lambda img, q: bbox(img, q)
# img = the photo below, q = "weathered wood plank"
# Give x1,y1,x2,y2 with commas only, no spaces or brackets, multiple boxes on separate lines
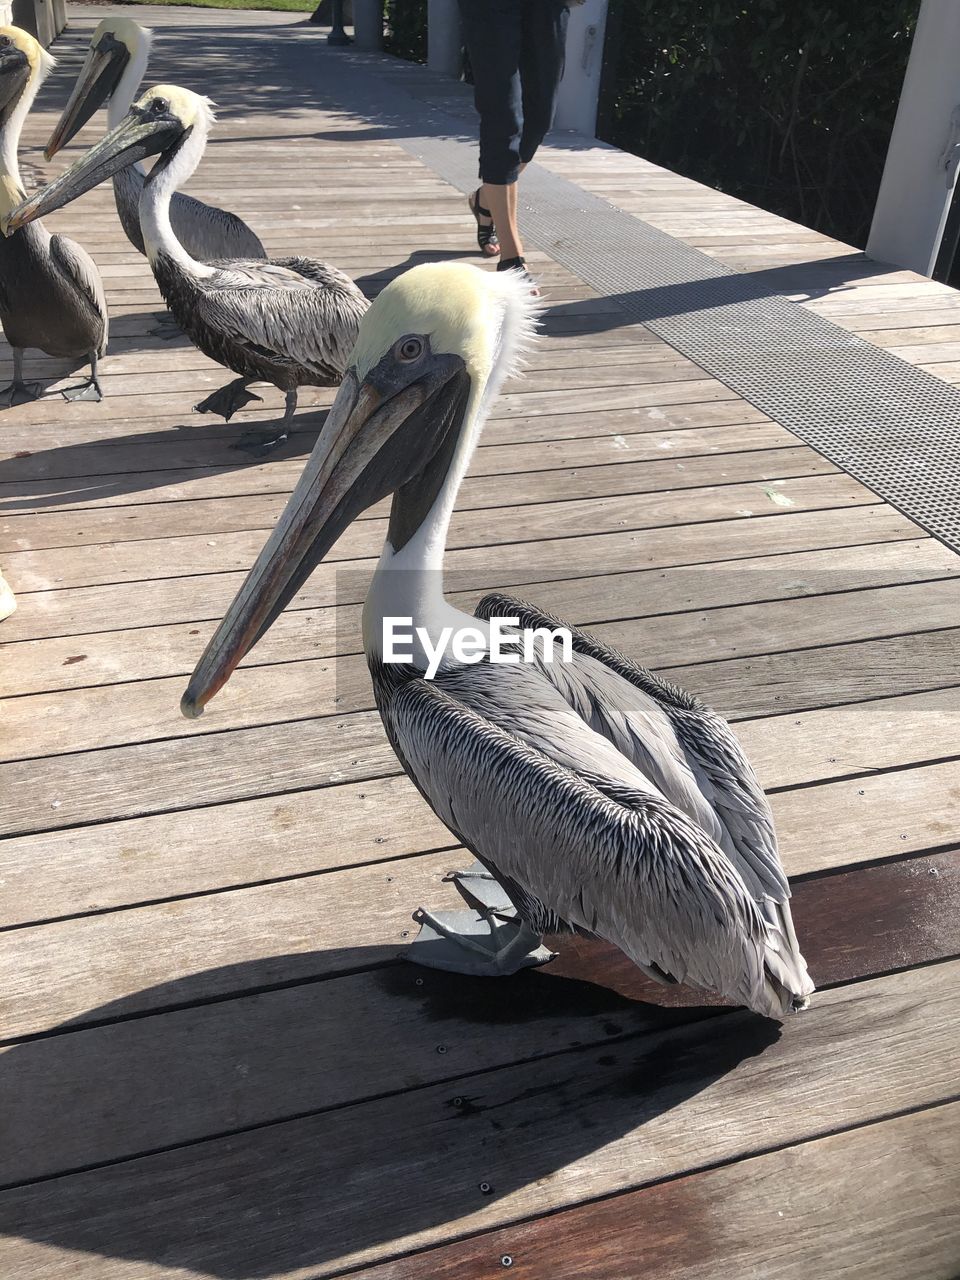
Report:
0,505,921,643
2,850,958,1183
3,711,959,926
351,1104,960,1280
4,626,960,834
7,622,960,834
6,539,952,696
0,446,832,547
0,375,738,428
0,425,800,539
0,964,954,1276
7,585,960,764
0,404,775,492
1,474,876,592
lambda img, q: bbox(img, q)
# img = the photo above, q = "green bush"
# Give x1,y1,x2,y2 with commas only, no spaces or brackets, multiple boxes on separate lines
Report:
385,0,428,62
599,0,920,248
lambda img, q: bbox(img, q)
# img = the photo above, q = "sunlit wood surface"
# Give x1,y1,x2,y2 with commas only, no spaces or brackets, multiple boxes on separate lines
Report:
1,8,958,1278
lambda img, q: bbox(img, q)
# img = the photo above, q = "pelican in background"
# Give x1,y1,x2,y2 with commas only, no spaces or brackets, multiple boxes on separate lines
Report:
8,86,368,452
178,263,815,1020
0,566,14,619
46,17,265,263
0,27,107,404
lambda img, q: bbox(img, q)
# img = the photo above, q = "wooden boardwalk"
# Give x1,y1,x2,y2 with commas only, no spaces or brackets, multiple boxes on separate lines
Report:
1,8,959,1277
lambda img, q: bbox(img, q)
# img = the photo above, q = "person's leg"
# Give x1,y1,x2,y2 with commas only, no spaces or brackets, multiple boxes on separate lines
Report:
482,182,523,262
518,0,569,168
458,0,524,258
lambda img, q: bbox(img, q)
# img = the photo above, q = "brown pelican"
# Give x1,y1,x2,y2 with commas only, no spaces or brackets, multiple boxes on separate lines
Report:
45,17,265,262
175,263,814,1020
8,86,368,452
0,27,107,404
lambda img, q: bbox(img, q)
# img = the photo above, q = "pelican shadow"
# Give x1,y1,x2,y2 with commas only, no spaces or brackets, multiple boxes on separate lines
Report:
0,944,780,1277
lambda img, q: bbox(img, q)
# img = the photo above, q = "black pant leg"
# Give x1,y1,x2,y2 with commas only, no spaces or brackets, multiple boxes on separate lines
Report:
518,0,569,165
458,0,525,185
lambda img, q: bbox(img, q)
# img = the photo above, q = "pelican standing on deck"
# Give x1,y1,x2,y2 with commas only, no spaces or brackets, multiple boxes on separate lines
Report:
0,28,107,405
8,86,368,452
177,263,815,1020
46,18,265,262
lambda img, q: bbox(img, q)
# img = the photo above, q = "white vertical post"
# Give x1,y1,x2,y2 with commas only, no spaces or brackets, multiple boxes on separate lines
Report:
553,0,609,136
352,0,383,51
428,0,461,78
867,0,960,276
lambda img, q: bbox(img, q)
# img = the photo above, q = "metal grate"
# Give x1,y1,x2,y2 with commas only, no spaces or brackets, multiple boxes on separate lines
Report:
320,48,960,554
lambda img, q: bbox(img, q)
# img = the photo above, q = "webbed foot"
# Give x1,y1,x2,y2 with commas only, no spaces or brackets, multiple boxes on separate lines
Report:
0,380,43,407
231,429,288,457
194,380,262,422
407,907,556,976
61,377,103,402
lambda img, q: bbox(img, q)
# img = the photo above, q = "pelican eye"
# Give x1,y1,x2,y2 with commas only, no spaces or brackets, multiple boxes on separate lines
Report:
0,36,11,48
150,97,169,116
396,336,424,363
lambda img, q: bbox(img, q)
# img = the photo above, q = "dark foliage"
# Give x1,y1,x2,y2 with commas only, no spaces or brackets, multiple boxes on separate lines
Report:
385,0,428,62
598,0,920,249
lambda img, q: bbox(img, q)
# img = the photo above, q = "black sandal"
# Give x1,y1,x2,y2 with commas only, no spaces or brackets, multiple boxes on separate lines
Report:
497,255,540,296
468,188,500,257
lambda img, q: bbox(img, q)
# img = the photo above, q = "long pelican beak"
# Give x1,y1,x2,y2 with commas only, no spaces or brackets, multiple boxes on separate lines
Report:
3,105,182,235
180,352,471,718
45,33,131,159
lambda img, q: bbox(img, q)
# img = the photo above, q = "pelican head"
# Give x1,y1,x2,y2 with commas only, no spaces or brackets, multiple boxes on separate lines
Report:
4,84,211,234
45,17,152,159
180,262,539,717
0,26,50,116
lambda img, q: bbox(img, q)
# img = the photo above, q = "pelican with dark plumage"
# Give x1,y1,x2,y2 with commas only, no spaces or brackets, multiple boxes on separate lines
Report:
46,17,265,263
8,86,368,452
175,262,815,1020
0,27,107,405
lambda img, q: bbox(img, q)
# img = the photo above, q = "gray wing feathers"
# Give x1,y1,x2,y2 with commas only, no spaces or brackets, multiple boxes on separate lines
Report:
196,258,368,379
391,678,795,1018
171,191,266,262
49,235,108,353
477,592,788,898
474,592,813,1003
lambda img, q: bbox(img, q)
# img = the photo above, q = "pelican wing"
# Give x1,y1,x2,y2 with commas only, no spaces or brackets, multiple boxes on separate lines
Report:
171,191,266,262
49,234,108,352
196,258,366,381
475,592,788,902
389,673,796,1018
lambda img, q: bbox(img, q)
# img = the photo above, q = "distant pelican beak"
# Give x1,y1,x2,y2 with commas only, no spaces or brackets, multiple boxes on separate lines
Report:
180,353,470,718
45,32,131,159
4,105,182,235
0,43,29,113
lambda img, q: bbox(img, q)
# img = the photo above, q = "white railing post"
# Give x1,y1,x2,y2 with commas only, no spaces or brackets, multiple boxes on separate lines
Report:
353,0,383,51
554,0,610,136
867,0,960,275
427,0,461,79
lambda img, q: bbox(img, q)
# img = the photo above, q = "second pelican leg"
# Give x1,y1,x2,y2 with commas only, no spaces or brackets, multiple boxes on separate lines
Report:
233,388,297,457
61,350,103,402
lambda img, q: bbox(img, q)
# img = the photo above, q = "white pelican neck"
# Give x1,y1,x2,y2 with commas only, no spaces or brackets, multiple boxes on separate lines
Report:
364,290,533,658
0,55,46,208
138,121,214,277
